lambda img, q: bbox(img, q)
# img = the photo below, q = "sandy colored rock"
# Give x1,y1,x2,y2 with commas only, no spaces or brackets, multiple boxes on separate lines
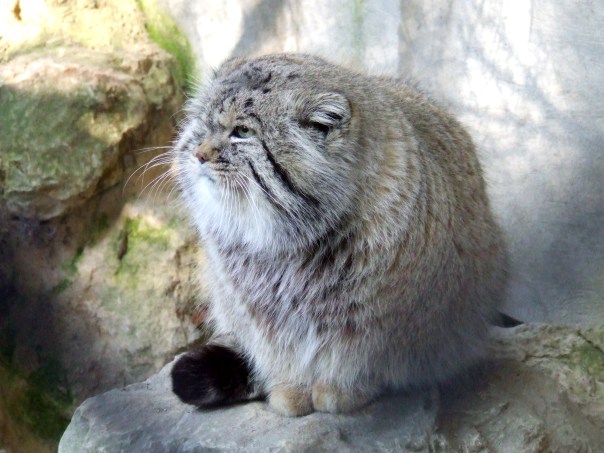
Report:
0,44,181,219
59,324,604,452
0,0,149,60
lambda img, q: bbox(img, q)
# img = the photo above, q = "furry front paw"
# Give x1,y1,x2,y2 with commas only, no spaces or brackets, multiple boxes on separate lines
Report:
312,383,376,413
171,344,253,407
268,385,313,417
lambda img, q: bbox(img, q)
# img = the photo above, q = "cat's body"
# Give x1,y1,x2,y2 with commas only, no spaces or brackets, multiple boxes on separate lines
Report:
170,54,507,415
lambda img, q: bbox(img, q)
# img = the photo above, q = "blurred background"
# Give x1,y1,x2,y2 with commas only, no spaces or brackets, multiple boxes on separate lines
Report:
0,0,603,451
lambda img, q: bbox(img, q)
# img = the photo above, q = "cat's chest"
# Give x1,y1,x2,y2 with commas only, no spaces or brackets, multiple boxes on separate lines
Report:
209,243,363,329
219,250,315,308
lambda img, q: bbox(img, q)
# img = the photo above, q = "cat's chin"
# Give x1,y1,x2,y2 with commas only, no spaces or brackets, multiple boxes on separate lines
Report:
187,201,323,254
191,211,287,253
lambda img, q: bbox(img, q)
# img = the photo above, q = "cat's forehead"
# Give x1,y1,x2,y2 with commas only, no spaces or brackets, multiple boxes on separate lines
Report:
198,55,339,123
217,57,304,89
200,59,305,120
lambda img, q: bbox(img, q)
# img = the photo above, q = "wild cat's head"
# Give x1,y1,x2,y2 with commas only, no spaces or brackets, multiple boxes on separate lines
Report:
173,55,362,252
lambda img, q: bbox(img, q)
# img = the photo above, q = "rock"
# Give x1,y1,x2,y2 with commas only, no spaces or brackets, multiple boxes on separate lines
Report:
0,359,69,453
0,2,201,452
1,181,207,453
59,324,604,452
4,188,205,402
0,44,182,220
0,0,151,62
0,39,204,407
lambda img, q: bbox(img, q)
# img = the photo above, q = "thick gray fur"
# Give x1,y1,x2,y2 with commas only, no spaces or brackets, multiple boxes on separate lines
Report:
171,54,508,415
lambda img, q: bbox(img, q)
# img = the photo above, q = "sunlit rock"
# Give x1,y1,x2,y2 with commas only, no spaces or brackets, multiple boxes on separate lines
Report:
59,324,604,452
0,45,181,219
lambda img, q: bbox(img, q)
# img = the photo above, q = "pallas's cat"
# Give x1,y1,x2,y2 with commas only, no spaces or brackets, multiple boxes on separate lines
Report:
169,54,507,416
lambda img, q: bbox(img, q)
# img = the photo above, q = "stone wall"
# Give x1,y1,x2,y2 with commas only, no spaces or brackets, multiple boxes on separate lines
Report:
0,1,204,451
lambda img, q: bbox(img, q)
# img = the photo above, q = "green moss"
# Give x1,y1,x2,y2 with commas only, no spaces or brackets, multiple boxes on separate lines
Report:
50,278,71,295
136,0,197,90
1,345,71,442
51,246,85,294
0,296,71,441
575,344,604,380
65,246,84,276
0,87,108,200
20,387,70,440
99,212,110,229
571,327,604,381
93,212,110,239
52,212,113,294
19,359,72,440
167,215,184,229
124,216,171,249
115,216,172,286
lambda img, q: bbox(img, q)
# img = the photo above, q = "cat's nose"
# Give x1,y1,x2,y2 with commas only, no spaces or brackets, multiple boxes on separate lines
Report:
194,141,217,164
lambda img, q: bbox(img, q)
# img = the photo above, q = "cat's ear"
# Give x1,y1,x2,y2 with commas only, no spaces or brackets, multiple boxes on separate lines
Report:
299,92,352,136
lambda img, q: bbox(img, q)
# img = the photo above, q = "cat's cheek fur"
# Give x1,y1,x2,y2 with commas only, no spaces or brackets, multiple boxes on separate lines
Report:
185,177,271,249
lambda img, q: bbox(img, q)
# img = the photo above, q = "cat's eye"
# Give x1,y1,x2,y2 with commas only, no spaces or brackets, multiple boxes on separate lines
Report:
307,121,330,136
231,125,256,139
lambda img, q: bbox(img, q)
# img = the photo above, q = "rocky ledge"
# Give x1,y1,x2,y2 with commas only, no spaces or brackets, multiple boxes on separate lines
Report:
59,324,604,452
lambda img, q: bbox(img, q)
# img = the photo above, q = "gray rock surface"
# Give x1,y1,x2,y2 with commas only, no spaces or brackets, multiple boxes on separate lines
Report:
59,324,604,452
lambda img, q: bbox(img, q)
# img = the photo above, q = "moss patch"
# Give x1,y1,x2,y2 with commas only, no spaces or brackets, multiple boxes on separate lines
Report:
1,362,71,445
572,343,604,381
50,278,71,296
121,216,172,254
17,359,72,440
136,0,197,90
50,246,84,295
1,296,72,444
115,216,173,287
572,326,604,381
94,212,111,238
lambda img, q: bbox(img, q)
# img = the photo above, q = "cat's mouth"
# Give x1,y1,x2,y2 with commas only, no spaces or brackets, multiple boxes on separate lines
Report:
197,163,244,193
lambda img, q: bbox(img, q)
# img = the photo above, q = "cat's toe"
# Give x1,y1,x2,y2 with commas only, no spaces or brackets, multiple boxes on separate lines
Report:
171,344,252,407
312,383,376,413
268,385,313,416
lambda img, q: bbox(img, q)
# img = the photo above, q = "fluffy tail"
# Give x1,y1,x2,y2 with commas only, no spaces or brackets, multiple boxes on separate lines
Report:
171,344,259,407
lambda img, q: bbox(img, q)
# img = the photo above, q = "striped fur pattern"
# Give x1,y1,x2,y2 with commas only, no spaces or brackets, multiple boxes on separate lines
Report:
170,54,508,415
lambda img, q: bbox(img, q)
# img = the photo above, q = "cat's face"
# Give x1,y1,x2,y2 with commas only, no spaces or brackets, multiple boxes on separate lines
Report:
174,56,359,251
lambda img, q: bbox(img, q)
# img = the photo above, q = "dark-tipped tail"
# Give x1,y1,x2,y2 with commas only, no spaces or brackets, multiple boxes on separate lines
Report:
171,344,256,407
